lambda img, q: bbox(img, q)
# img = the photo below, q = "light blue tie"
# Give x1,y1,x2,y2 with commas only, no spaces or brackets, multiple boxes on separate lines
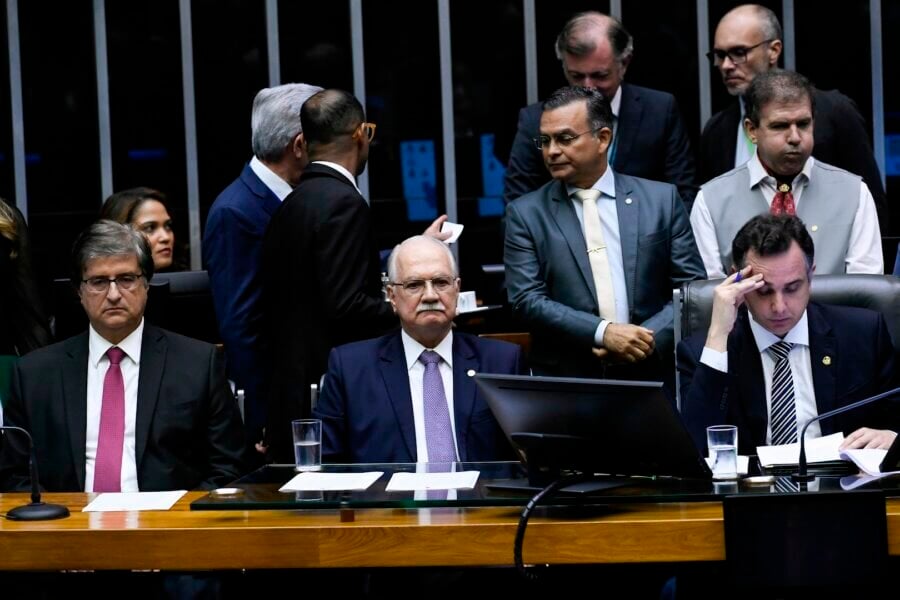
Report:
419,350,457,463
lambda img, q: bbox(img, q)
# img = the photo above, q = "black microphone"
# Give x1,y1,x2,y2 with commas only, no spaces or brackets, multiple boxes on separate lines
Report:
0,425,70,520
792,385,900,482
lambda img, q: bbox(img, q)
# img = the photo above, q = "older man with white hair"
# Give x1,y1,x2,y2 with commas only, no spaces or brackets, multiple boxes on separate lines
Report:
313,235,527,464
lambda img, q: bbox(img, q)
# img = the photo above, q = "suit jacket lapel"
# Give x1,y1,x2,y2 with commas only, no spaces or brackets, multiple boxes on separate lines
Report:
451,335,479,463
62,334,89,490
135,325,166,471
733,313,769,446
378,333,417,460
807,304,838,430
548,181,597,307
240,163,281,217
611,84,639,171
614,175,638,315
722,101,742,168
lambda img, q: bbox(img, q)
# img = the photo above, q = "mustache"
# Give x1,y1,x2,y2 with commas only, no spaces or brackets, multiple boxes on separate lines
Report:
416,301,446,313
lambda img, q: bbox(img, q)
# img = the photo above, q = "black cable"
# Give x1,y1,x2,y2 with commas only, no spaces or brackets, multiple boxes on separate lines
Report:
514,472,594,580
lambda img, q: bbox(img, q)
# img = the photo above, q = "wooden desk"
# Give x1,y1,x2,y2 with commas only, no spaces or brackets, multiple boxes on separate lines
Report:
2,493,900,571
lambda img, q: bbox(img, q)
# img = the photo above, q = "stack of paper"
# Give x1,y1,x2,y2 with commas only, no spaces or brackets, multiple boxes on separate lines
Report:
756,432,844,467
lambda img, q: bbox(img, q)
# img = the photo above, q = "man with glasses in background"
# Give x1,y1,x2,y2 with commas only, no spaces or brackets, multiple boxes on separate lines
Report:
262,89,450,463
313,235,525,463
700,4,887,228
0,220,248,493
504,86,704,393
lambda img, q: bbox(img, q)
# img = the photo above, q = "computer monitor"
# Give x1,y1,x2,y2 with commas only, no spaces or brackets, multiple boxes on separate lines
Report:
475,374,712,486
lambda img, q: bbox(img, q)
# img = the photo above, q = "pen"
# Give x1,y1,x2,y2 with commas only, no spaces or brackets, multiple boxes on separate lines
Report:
734,272,742,283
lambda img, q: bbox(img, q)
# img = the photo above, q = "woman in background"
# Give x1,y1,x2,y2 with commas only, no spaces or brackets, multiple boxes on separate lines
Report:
99,187,179,271
0,198,52,356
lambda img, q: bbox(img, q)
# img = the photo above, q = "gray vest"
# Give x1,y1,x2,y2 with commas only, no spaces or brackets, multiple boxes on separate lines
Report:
700,160,859,273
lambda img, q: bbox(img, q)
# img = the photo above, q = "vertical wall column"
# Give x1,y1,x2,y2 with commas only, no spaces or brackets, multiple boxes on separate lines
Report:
93,0,112,202
179,0,201,269
870,0,886,186
6,0,26,216
266,0,280,87
437,0,458,261
696,0,711,130
349,0,368,199
523,0,537,105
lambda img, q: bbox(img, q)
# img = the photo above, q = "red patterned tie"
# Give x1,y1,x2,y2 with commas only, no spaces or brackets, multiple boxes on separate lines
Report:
770,182,796,216
94,347,125,492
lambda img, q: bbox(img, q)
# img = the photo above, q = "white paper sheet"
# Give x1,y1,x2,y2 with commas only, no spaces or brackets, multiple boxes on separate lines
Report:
839,448,900,477
440,221,464,243
279,471,383,492
385,470,479,491
704,454,751,475
756,432,844,467
82,490,187,512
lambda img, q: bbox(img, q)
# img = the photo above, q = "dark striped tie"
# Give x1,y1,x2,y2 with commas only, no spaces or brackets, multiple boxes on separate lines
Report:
768,341,798,445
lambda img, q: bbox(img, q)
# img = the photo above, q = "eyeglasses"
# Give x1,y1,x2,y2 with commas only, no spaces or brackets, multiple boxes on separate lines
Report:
706,39,774,66
352,122,377,142
389,276,456,295
81,273,144,294
533,127,602,150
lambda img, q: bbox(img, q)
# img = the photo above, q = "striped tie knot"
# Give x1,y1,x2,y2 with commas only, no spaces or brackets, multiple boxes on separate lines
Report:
768,341,793,362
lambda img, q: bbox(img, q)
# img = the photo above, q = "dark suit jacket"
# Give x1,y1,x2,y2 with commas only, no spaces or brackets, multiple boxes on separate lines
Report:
504,173,706,384
0,324,250,492
312,331,526,463
261,163,397,462
698,90,888,228
677,303,898,455
502,83,697,207
203,163,281,436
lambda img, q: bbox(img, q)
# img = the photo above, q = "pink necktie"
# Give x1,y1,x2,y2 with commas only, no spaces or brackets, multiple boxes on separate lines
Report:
94,347,125,492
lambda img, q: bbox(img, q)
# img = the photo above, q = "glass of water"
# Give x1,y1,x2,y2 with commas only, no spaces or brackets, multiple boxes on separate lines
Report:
292,419,322,472
707,425,738,480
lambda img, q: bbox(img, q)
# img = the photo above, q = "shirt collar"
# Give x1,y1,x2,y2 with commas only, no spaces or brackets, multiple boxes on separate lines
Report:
249,156,293,201
609,86,622,118
747,151,815,190
311,160,361,195
566,165,616,200
401,329,454,371
748,309,809,353
88,318,145,368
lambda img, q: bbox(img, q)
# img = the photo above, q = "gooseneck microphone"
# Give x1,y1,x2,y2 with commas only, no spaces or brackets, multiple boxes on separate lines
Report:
792,385,900,482
0,425,70,520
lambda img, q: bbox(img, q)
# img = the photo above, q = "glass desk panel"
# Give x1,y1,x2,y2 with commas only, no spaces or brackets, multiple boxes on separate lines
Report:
190,462,900,511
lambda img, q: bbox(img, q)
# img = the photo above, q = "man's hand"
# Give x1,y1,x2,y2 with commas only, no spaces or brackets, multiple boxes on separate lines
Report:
424,214,452,241
840,428,897,450
599,323,655,363
706,266,764,351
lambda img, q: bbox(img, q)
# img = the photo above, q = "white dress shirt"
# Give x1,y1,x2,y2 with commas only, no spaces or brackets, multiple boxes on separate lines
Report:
85,320,144,492
567,167,630,347
249,155,293,201
311,160,362,196
400,329,459,462
691,153,883,278
700,310,822,444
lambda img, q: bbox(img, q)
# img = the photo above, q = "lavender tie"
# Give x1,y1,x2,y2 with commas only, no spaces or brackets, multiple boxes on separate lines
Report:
419,350,457,464
94,346,125,492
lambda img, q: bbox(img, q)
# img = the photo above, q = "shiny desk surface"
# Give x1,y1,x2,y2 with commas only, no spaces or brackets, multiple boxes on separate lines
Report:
2,462,900,571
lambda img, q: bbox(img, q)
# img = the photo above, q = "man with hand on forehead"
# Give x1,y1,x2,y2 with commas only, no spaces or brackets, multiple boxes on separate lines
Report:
678,214,897,455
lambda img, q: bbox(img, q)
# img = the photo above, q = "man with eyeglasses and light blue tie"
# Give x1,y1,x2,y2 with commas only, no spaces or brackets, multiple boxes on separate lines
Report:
699,4,887,229
0,220,249,493
313,235,526,463
504,86,705,395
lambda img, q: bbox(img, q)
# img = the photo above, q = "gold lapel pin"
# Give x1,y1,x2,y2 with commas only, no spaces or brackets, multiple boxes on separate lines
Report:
822,356,831,366
778,183,790,193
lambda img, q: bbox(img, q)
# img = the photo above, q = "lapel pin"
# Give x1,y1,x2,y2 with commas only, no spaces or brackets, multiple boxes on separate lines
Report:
467,369,476,377
625,197,633,205
811,225,819,232
822,356,831,366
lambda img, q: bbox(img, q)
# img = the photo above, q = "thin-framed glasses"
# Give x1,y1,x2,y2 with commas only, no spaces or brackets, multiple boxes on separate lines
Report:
706,39,774,66
352,122,377,142
81,273,144,294
533,127,602,150
389,276,456,295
